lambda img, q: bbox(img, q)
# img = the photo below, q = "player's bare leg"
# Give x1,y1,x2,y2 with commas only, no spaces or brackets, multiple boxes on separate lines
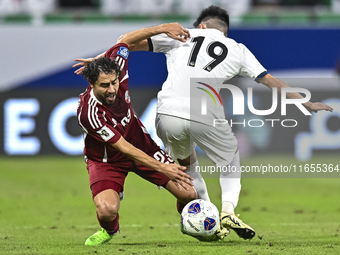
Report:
165,180,198,207
165,179,198,235
219,150,255,240
85,189,120,245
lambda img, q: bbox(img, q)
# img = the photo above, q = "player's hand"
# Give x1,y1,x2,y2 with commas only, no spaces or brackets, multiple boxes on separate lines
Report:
72,58,96,75
162,22,190,42
73,57,95,75
304,102,333,113
73,53,106,75
161,164,193,191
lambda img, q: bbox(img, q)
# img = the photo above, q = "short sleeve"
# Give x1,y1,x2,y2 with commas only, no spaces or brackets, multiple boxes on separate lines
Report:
238,43,268,82
105,43,130,74
78,105,121,145
148,34,173,53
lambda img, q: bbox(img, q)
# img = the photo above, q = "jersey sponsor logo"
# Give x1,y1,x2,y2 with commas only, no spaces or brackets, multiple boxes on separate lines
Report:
117,47,129,59
125,90,131,104
97,126,115,142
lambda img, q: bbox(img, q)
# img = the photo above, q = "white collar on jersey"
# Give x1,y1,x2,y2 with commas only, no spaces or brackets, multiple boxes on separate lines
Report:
90,88,103,105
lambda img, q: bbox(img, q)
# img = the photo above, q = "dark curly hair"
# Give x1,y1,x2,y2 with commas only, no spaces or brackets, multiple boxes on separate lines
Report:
82,57,122,85
193,5,229,36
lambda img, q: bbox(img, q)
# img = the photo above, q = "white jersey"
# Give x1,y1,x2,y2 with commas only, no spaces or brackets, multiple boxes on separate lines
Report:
149,28,267,125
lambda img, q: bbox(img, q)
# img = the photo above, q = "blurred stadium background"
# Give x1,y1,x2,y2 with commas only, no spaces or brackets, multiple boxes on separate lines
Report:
0,0,339,160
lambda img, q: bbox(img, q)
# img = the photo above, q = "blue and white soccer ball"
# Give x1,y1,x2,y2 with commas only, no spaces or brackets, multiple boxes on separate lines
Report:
181,199,220,238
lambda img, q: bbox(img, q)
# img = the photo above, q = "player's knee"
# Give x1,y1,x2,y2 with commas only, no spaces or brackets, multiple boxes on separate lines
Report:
96,203,119,222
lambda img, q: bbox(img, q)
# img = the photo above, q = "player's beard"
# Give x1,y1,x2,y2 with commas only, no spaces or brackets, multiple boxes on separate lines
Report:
96,93,116,106
105,93,116,105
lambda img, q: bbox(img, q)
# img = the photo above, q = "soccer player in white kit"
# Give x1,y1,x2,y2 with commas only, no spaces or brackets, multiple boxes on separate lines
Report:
147,6,261,240
74,6,333,241
147,5,333,240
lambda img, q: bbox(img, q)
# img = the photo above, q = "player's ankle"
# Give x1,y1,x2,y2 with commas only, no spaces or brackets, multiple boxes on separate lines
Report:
221,201,235,215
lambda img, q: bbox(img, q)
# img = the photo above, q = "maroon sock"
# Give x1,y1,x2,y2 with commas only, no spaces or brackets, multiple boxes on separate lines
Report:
177,200,186,214
97,213,119,235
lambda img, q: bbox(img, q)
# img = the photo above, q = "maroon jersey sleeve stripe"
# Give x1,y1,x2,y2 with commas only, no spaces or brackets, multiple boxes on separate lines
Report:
105,43,129,75
87,98,102,129
79,100,122,144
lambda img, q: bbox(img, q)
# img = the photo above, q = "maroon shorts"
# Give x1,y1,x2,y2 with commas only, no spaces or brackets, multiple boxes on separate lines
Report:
87,147,174,198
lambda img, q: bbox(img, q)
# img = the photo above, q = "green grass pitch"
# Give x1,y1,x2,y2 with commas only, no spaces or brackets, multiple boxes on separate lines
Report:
0,155,339,254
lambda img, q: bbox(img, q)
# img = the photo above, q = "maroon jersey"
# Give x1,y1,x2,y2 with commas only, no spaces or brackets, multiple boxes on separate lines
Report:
77,43,158,163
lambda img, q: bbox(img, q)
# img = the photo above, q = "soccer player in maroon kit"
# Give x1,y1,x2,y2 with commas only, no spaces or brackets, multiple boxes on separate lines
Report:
75,23,198,246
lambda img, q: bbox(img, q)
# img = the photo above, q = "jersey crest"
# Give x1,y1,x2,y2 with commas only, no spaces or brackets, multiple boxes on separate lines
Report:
117,46,129,59
125,90,131,104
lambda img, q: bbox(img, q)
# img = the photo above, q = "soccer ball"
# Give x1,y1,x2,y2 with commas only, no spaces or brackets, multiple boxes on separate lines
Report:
181,199,220,239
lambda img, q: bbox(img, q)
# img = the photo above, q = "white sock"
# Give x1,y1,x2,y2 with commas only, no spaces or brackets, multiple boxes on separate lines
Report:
219,150,241,211
185,161,210,202
222,201,235,215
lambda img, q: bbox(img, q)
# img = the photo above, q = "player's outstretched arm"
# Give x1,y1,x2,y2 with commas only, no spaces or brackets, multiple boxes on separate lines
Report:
117,22,190,52
111,136,193,191
260,73,333,113
73,23,189,74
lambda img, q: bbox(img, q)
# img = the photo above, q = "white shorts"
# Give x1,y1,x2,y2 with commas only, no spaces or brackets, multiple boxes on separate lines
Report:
155,114,238,166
